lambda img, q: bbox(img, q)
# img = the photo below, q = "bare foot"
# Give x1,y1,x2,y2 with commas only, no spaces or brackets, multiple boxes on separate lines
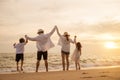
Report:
21,68,23,71
17,68,20,72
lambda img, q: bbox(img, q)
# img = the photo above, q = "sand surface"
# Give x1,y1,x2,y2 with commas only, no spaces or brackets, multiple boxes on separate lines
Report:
0,67,120,80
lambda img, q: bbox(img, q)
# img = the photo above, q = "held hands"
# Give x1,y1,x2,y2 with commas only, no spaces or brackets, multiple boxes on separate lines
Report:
13,43,16,46
54,25,58,31
74,36,77,38
54,25,58,30
25,35,28,43
25,35,28,38
55,25,57,28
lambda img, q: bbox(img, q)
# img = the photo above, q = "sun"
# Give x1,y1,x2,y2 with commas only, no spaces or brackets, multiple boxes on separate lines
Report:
105,42,117,49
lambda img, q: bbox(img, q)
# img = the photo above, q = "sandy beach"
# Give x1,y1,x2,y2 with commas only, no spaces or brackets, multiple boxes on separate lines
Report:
0,67,120,80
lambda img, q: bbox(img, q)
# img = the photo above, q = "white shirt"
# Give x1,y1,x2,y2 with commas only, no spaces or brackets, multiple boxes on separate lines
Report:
26,28,55,51
58,36,74,52
14,43,26,54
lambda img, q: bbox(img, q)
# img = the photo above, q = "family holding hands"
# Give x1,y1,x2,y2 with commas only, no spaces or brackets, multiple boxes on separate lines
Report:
13,26,82,72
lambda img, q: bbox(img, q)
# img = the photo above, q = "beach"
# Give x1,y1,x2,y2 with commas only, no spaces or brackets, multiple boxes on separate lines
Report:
1,0,120,80
0,67,120,80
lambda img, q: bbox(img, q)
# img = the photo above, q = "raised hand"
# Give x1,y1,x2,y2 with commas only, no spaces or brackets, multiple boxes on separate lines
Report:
74,36,77,38
13,43,16,46
55,25,57,28
25,35,27,38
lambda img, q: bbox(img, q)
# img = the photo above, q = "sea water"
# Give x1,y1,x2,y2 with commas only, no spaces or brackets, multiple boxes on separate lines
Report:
0,53,120,73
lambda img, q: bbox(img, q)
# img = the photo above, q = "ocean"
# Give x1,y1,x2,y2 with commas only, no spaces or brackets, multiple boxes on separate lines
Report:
0,53,120,73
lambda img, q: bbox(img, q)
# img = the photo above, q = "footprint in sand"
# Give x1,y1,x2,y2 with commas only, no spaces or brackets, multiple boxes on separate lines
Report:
100,71,109,73
80,76,93,78
100,75,108,77
82,72,88,74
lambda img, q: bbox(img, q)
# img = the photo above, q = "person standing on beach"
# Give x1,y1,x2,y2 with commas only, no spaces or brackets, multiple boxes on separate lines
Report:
13,37,28,72
25,26,56,72
56,26,76,71
71,36,82,70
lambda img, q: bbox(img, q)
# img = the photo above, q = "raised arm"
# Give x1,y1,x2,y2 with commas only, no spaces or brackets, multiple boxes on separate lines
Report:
55,26,62,37
25,38,28,44
74,36,77,44
69,36,77,44
46,26,56,37
13,43,16,48
25,35,38,41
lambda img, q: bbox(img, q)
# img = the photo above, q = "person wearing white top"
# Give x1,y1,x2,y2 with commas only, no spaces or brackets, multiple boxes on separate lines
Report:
13,38,28,72
71,36,82,70
56,26,76,71
25,26,56,72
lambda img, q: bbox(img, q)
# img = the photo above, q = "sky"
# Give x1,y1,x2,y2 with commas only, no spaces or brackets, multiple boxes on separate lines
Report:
0,0,120,57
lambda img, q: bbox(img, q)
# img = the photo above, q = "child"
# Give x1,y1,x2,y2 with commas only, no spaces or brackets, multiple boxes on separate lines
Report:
71,36,82,70
13,37,28,72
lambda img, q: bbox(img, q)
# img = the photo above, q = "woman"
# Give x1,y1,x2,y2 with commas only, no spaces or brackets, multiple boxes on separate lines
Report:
56,26,76,71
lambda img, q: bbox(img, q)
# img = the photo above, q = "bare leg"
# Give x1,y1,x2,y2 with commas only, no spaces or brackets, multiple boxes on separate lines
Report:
36,60,40,72
61,53,65,71
75,61,77,70
21,60,23,71
16,62,19,71
44,60,48,72
66,54,69,71
78,62,80,70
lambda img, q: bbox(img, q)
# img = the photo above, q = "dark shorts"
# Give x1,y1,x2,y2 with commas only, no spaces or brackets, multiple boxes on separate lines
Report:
61,50,70,55
16,54,24,62
37,51,48,60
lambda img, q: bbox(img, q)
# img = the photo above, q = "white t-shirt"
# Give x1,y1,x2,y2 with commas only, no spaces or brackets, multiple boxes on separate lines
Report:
14,43,26,54
58,36,74,52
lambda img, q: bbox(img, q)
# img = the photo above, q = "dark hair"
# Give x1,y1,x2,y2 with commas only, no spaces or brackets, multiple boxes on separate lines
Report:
76,42,82,51
38,31,44,34
19,38,25,43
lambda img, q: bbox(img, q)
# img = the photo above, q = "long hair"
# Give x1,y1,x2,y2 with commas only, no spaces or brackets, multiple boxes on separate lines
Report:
76,42,82,51
65,35,69,41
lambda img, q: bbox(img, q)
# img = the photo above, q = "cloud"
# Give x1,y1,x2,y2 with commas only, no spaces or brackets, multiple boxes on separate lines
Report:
1,0,120,27
71,20,120,33
0,0,120,53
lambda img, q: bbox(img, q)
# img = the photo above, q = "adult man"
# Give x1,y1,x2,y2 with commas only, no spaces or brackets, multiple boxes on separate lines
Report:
25,26,56,72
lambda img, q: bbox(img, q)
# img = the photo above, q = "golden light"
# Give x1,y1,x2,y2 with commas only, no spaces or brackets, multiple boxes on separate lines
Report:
105,42,117,49
83,17,99,25
101,34,114,40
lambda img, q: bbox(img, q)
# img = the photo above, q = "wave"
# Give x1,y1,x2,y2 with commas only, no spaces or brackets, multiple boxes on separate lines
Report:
0,53,120,72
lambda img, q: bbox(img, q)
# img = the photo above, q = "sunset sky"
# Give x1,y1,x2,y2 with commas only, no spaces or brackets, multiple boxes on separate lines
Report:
0,0,120,57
